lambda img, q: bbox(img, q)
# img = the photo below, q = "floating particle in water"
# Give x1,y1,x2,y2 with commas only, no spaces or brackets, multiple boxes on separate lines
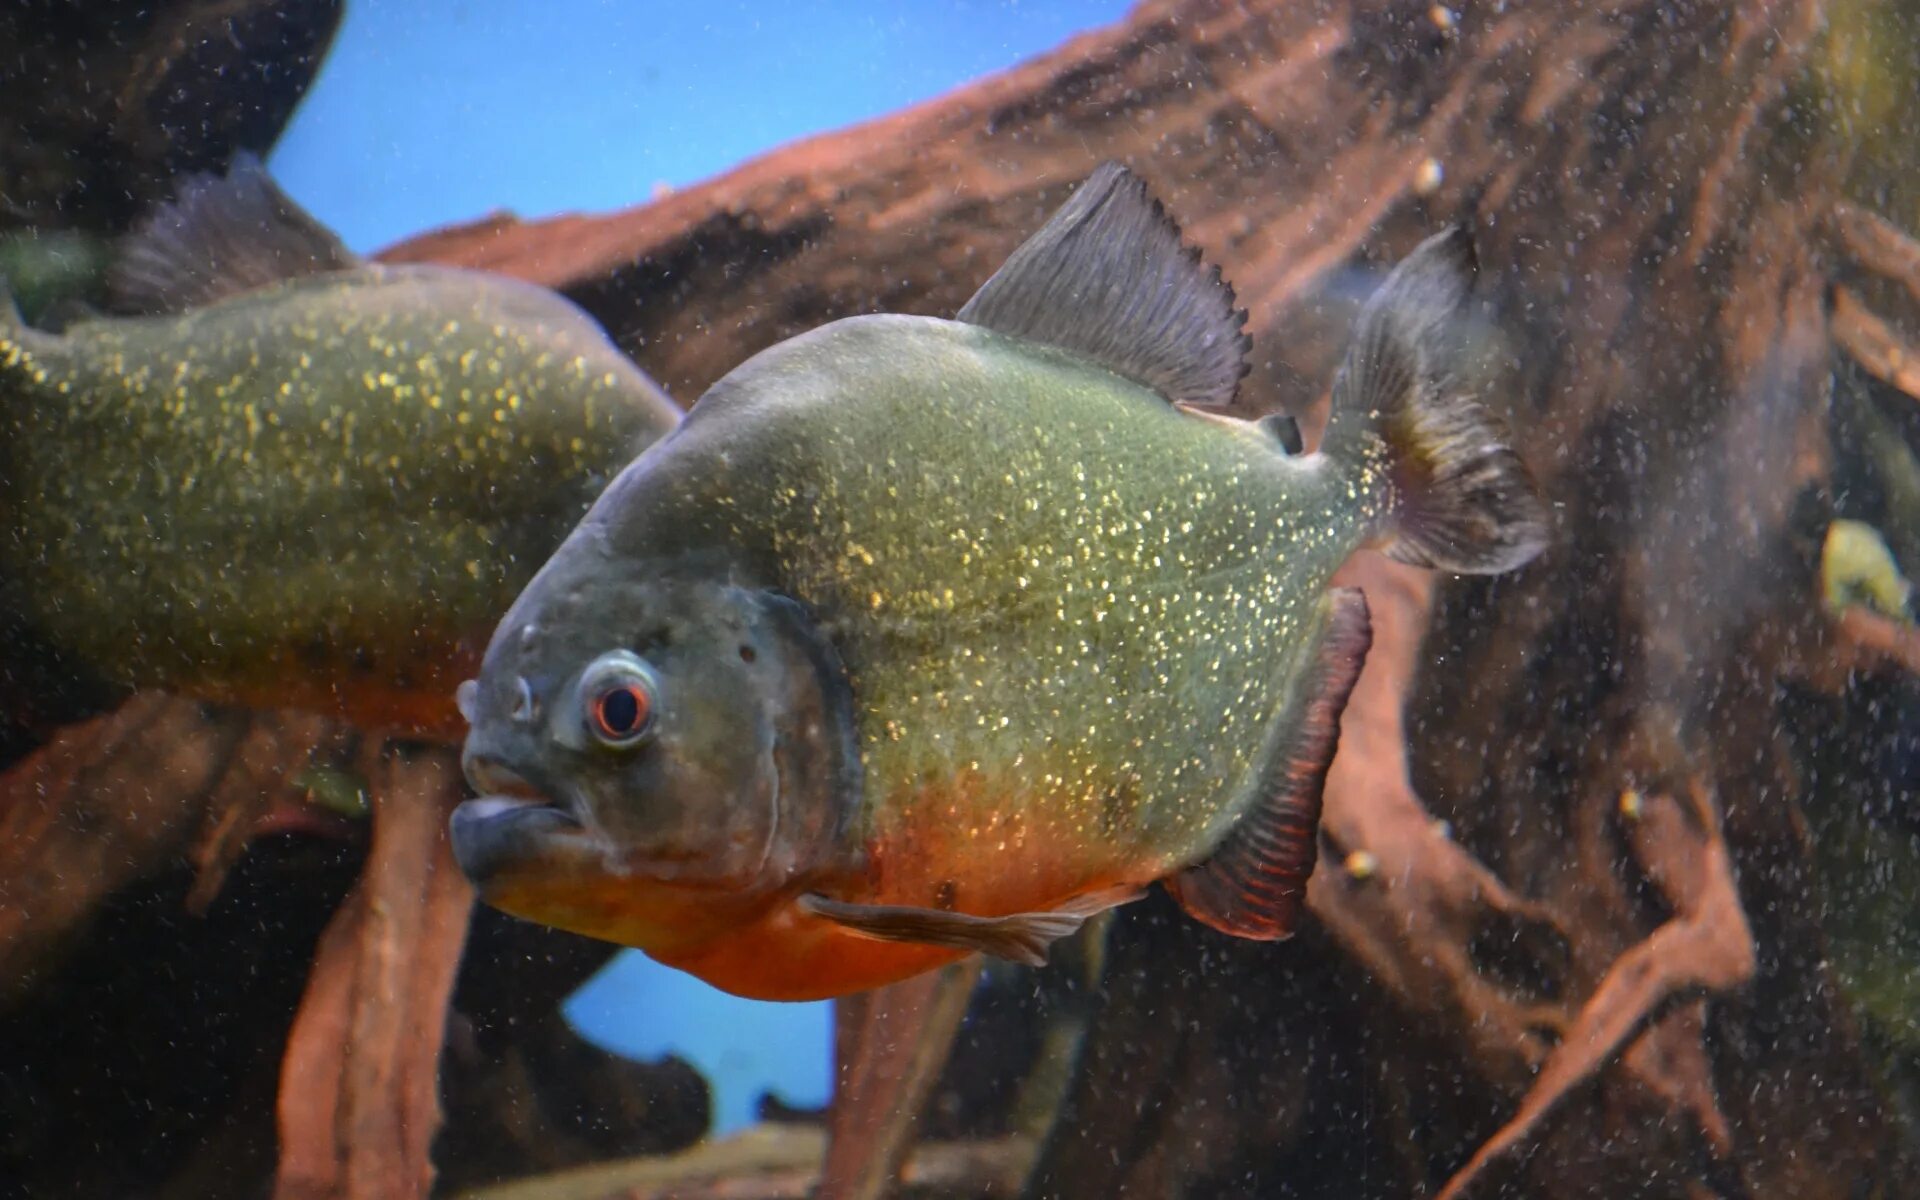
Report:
1415,157,1446,196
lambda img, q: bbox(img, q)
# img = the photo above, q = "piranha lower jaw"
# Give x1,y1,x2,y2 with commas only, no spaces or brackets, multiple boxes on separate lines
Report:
449,795,597,894
450,794,792,957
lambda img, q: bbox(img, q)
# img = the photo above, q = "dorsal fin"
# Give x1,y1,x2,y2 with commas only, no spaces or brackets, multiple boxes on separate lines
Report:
108,154,361,315
956,162,1250,408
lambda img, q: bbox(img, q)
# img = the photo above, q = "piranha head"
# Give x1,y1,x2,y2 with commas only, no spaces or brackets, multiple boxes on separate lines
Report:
449,549,859,954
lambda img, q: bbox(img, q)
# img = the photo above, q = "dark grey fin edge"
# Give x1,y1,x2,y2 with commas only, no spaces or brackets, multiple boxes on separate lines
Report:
800,884,1144,968
35,297,106,333
1165,587,1372,940
0,276,45,352
956,162,1250,408
108,153,362,315
1320,227,1549,574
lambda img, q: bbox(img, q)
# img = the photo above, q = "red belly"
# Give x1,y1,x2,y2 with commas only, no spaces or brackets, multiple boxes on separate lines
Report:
490,777,1152,1001
652,899,970,1001
658,836,1147,1000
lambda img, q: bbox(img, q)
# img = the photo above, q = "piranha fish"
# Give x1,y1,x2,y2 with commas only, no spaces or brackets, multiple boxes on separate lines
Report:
0,160,681,736
451,164,1548,1000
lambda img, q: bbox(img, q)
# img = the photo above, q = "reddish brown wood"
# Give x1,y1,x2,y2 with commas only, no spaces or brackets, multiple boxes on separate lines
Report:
274,746,474,1200
822,961,984,1200
0,696,337,1008
1833,287,1920,400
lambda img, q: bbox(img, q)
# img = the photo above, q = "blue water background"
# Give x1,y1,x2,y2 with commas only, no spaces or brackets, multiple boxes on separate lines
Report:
273,0,1129,255
269,0,1127,1137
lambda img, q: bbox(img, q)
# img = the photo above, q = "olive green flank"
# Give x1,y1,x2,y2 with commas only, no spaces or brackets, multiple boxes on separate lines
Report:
0,160,679,730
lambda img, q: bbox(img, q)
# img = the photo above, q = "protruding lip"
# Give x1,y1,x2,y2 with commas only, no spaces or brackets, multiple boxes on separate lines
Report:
449,796,586,885
450,756,587,885
463,754,548,801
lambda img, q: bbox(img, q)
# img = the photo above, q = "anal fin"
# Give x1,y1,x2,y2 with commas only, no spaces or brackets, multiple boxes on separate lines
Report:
1165,586,1373,939
801,884,1143,968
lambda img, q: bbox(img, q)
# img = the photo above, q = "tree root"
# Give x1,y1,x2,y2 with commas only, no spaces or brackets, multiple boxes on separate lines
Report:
1832,287,1920,401
1433,783,1755,1200
1309,552,1776,1198
453,1125,1032,1200
1832,202,1920,314
1313,555,1570,1093
1831,605,1920,677
274,743,474,1200
0,695,340,1009
821,960,984,1200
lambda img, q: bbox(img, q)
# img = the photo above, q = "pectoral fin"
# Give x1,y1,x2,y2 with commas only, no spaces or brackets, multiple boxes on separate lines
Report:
1165,586,1372,939
800,885,1144,967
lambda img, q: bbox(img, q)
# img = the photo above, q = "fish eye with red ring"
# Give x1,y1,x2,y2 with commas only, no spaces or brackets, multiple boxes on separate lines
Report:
576,651,659,747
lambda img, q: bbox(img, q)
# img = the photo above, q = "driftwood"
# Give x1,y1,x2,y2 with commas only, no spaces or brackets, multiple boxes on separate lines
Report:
274,745,473,1200
0,0,341,235
822,961,987,1200
0,696,346,1010
454,1126,1033,1200
0,696,361,1198
0,694,649,1198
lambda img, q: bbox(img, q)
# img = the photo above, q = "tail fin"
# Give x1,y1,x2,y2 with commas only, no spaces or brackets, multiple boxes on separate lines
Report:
1322,228,1548,574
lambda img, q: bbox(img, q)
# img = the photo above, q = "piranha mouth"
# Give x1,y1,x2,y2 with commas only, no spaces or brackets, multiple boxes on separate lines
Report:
450,759,594,888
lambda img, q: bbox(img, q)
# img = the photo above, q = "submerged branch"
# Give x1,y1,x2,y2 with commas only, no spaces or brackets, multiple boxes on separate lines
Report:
1832,287,1920,401
0,696,340,1010
455,1126,1032,1200
1434,785,1755,1200
1833,606,1920,677
822,961,986,1200
1832,203,1920,313
274,745,474,1200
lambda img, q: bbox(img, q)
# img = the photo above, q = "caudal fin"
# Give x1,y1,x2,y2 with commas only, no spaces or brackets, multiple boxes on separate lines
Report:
1323,228,1548,575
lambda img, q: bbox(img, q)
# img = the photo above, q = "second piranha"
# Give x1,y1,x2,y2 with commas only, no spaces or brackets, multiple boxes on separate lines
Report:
0,161,681,737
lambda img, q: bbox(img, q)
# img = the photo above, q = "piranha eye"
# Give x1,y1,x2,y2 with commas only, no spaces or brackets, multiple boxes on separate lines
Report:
593,683,651,741
578,652,658,748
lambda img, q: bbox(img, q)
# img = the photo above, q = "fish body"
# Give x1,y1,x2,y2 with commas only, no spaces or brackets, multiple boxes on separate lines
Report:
0,165,680,735
585,318,1359,949
453,165,1547,999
